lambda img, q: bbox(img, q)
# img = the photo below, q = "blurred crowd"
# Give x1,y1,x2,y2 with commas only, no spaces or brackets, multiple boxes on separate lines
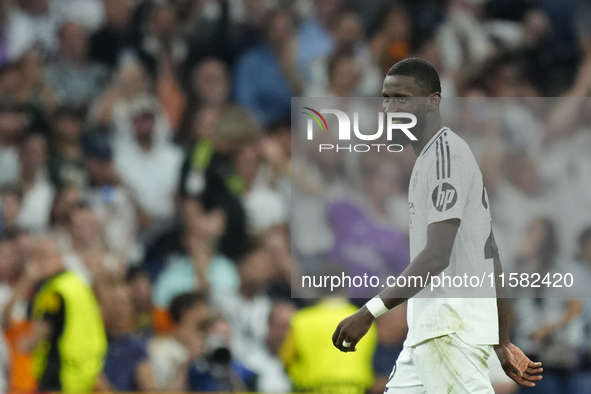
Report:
0,0,590,393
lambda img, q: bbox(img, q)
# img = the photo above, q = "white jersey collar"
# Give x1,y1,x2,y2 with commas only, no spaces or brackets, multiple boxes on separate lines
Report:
419,126,449,157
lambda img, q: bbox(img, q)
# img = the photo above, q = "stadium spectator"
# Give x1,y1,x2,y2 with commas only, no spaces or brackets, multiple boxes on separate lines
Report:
369,3,413,75
149,291,210,391
0,104,27,187
182,57,231,135
0,229,36,393
138,4,188,132
0,186,22,235
235,132,287,234
137,3,188,77
175,57,229,149
234,9,302,125
0,49,57,114
53,0,104,32
176,102,221,151
188,57,231,107
88,60,148,126
44,21,110,108
152,198,238,308
4,0,60,60
16,133,54,234
308,10,382,97
97,281,156,392
296,0,342,79
187,314,258,392
58,201,121,285
255,301,295,393
171,0,220,39
280,292,377,393
230,0,271,58
89,0,134,69
48,183,82,247
437,0,493,78
114,94,183,238
125,267,156,338
20,237,107,393
263,228,293,301
260,120,292,219
83,133,140,264
182,0,232,73
178,104,259,261
211,238,274,372
513,218,584,393
47,106,86,187
576,227,591,293
490,151,546,270
306,49,360,98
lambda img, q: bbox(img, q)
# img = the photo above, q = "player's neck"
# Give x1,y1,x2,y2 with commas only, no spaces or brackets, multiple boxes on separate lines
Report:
411,119,443,156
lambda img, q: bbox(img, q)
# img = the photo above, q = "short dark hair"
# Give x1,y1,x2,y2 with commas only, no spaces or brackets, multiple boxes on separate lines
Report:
387,58,441,95
169,291,208,324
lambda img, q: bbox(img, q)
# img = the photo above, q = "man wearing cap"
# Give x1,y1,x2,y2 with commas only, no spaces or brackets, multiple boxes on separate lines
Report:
83,133,140,263
114,94,183,239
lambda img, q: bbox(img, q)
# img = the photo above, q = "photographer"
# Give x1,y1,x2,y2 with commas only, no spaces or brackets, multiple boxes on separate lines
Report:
188,314,257,392
148,291,209,391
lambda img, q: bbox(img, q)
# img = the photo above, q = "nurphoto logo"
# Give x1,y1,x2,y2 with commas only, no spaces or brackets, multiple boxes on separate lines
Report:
302,107,418,153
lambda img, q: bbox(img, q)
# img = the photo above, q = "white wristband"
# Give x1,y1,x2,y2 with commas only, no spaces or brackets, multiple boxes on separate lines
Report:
365,297,389,318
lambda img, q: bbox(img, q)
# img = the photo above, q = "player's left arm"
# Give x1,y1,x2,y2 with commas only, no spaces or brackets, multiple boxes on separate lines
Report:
490,230,544,387
332,218,460,352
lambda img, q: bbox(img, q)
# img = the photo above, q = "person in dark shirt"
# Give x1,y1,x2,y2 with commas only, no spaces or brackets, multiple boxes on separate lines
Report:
188,315,257,392
96,281,156,392
177,104,261,262
89,0,135,68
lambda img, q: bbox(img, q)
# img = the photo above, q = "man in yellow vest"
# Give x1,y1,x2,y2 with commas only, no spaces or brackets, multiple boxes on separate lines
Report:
280,297,377,394
19,237,107,393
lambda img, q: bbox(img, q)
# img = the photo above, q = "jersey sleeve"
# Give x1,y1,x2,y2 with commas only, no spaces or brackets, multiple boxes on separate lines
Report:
426,139,472,225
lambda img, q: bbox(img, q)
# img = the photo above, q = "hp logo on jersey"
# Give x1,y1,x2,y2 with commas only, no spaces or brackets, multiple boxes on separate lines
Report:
432,182,457,212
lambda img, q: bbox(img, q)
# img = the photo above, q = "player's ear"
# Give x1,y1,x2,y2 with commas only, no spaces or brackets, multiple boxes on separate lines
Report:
427,94,441,111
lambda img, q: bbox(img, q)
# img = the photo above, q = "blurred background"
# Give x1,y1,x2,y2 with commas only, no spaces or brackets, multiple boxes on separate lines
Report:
0,0,591,393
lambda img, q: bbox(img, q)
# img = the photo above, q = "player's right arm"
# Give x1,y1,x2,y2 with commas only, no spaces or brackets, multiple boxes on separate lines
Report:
490,230,544,387
332,218,459,352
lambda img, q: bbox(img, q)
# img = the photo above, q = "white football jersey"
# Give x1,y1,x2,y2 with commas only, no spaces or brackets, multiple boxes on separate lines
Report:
406,127,499,347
